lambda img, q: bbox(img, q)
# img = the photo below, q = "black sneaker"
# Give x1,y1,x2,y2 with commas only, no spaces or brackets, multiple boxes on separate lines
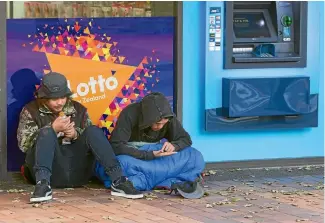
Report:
111,177,143,199
30,179,52,203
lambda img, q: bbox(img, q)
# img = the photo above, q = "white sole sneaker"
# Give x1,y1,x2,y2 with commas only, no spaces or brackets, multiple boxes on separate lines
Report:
111,191,144,199
30,191,52,203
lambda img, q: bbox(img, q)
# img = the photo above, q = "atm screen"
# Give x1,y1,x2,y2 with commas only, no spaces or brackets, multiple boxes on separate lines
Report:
233,12,271,39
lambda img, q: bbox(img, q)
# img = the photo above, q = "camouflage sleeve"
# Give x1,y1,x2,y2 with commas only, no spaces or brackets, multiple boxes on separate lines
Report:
17,108,40,153
75,111,92,138
84,112,93,128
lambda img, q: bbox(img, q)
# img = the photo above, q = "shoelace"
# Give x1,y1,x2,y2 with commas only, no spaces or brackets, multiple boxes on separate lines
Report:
122,180,139,193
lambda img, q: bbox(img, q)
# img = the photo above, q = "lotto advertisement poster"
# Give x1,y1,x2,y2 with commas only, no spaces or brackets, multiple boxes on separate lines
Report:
7,17,174,170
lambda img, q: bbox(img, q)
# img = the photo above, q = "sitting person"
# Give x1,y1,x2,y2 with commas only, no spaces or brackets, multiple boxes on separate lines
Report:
17,72,143,203
96,92,205,191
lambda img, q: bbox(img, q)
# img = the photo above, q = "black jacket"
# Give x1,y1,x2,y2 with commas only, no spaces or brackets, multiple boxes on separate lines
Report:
109,92,192,160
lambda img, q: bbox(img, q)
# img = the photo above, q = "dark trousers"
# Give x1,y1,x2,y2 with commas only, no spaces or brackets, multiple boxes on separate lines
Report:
25,125,122,188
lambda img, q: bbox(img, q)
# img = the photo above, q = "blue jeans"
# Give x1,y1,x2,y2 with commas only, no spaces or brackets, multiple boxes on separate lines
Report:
25,125,122,188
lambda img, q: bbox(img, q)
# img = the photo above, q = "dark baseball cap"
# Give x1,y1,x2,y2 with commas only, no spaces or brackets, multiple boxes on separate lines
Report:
170,181,204,199
37,72,72,99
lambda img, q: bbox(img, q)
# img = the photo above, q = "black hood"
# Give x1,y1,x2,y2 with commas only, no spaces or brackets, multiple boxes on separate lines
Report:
139,92,174,130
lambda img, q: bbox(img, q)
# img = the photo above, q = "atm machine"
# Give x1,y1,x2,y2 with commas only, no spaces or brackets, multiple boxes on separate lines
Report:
224,1,307,69
205,1,318,131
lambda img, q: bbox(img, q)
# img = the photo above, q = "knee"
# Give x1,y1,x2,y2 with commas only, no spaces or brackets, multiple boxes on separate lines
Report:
194,149,205,169
38,127,56,139
187,147,205,164
192,147,204,160
185,146,201,155
83,125,105,138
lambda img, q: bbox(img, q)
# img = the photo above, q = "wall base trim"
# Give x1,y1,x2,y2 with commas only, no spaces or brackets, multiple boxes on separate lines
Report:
205,156,324,170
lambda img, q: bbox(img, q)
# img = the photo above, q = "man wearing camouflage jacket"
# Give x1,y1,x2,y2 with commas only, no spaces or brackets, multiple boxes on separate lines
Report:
17,72,143,203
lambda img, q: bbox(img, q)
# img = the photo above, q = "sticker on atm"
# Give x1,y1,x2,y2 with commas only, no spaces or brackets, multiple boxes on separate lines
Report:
210,7,221,14
209,16,215,24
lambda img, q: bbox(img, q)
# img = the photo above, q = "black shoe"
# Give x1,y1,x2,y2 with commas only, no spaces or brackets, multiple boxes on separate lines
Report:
111,177,143,199
30,179,52,203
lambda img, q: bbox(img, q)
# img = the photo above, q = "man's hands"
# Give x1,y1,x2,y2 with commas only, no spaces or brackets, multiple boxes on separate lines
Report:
161,142,175,152
52,116,71,133
153,150,177,157
64,122,77,139
52,116,77,139
153,142,177,157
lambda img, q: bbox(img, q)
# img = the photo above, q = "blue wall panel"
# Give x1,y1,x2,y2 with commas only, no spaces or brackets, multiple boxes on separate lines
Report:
183,1,324,162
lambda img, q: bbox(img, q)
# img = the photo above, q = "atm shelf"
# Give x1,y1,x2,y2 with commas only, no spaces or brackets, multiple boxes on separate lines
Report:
233,54,301,63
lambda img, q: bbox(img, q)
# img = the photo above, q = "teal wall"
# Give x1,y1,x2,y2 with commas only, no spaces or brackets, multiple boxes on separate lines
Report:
183,1,324,162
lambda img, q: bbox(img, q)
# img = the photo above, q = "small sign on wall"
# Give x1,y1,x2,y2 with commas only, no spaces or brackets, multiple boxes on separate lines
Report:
208,7,221,51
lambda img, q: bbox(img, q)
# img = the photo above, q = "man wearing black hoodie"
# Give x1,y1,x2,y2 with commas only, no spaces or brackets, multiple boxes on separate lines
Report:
109,92,193,160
